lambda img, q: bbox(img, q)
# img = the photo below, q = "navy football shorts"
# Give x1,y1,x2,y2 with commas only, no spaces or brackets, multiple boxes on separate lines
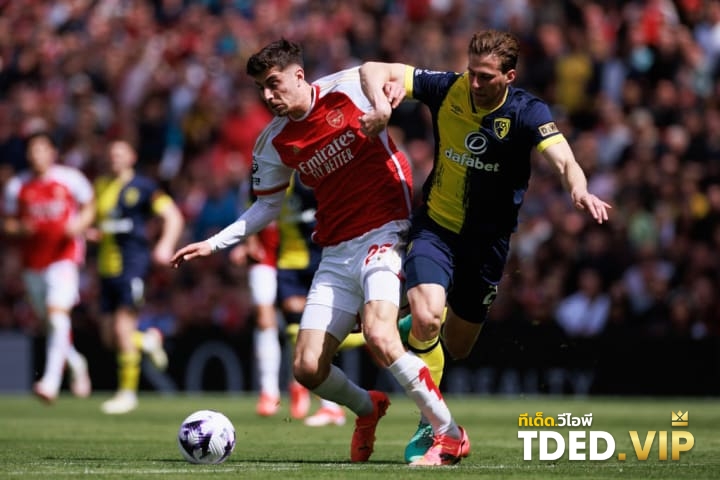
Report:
404,215,509,324
277,266,317,304
100,274,145,314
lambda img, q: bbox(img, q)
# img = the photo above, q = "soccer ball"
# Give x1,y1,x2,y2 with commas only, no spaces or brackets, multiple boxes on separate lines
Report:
177,409,236,464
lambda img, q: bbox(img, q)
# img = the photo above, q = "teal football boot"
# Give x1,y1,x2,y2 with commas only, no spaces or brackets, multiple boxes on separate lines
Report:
398,313,434,462
405,421,434,463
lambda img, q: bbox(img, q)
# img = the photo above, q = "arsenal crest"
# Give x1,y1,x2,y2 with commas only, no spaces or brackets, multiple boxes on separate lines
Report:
326,109,344,128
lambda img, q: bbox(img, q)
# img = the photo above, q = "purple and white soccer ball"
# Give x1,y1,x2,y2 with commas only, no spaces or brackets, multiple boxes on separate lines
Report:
177,409,236,464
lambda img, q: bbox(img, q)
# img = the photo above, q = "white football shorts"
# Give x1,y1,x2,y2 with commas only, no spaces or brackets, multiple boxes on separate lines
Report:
23,259,80,319
301,219,409,340
248,263,278,305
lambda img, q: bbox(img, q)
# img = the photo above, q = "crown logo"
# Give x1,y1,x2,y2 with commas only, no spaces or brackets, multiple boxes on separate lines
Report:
671,411,688,427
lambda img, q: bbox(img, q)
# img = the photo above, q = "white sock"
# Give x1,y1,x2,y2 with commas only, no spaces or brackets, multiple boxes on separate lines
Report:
388,351,459,437
42,311,72,391
312,365,372,416
319,398,342,411
254,327,281,397
65,345,86,376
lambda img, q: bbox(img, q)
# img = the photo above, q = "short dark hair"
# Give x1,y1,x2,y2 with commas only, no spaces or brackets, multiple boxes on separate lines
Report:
468,30,520,73
246,38,303,77
25,130,55,147
107,135,138,151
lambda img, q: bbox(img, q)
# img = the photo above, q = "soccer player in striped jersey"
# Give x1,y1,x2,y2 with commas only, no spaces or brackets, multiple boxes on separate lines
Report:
359,29,611,465
171,38,468,465
92,138,184,415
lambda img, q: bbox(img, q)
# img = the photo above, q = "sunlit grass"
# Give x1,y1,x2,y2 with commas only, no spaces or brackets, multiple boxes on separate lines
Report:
0,393,717,479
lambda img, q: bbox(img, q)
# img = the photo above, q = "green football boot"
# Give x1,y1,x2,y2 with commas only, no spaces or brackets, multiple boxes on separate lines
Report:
405,421,434,463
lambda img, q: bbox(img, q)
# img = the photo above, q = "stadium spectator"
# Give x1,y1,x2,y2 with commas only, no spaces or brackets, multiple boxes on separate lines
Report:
555,266,611,338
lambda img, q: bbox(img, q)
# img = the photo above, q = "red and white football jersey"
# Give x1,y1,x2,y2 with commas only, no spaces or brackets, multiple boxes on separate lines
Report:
4,164,93,269
251,67,413,247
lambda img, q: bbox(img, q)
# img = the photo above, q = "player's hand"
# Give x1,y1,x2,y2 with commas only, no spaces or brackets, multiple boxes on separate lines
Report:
573,192,612,224
170,240,213,268
360,82,405,136
359,107,392,137
383,81,406,108
85,227,102,242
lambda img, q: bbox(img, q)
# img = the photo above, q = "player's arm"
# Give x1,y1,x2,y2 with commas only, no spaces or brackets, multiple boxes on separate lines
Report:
2,216,31,236
359,62,411,136
1,178,31,236
64,170,96,237
151,194,185,265
170,191,285,267
541,140,611,224
2,206,32,237
65,196,96,237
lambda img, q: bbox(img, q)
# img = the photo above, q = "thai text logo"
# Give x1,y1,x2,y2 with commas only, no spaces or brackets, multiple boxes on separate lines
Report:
518,410,694,461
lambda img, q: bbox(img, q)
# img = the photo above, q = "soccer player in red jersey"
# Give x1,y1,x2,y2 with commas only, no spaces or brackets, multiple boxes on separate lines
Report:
242,223,284,417
3,131,95,403
172,39,468,464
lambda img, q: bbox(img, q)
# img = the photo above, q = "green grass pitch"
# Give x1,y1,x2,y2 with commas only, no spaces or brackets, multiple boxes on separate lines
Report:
0,393,717,479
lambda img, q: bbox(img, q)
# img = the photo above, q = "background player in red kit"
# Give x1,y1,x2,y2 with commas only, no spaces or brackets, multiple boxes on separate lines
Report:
171,39,469,465
2,131,95,403
241,223,284,416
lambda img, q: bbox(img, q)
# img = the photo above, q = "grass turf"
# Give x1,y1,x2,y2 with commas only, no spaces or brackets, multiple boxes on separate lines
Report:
0,393,717,479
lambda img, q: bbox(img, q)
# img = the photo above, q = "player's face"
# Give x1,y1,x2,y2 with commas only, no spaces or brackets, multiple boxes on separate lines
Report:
108,141,136,175
253,64,308,119
26,136,56,175
467,53,515,110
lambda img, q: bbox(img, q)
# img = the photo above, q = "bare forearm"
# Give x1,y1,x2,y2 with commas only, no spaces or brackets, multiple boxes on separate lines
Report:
157,204,185,252
67,201,96,237
564,161,590,203
360,62,394,116
542,141,587,200
543,140,612,223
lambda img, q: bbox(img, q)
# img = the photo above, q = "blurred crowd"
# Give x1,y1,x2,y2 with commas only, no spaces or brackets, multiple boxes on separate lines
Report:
1,0,719,346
